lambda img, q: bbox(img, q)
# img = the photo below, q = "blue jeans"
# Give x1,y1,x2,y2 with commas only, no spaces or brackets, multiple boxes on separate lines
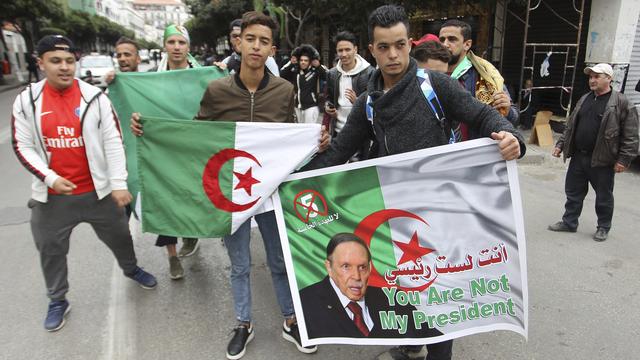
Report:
223,210,294,323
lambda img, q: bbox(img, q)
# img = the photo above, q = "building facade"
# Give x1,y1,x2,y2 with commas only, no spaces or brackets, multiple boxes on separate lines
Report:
96,0,124,24
133,0,191,45
1,23,28,83
68,0,97,14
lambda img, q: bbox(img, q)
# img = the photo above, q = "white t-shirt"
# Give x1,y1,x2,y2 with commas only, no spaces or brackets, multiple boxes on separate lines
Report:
335,75,353,133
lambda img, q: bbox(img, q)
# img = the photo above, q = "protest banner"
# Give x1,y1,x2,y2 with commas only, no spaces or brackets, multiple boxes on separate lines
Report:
274,138,528,345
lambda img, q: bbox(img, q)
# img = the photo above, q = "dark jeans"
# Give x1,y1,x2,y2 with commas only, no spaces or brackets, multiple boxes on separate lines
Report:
399,341,453,360
562,152,615,230
426,340,453,360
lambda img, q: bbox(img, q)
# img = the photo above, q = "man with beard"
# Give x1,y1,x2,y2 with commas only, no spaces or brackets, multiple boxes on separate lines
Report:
118,27,202,279
105,37,141,84
107,34,198,279
439,20,518,141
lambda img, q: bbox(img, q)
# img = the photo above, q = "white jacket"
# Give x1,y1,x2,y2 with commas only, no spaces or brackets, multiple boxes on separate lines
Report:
11,79,128,202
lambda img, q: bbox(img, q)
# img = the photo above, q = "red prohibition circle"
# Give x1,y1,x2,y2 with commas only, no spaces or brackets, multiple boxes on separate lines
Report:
293,189,328,223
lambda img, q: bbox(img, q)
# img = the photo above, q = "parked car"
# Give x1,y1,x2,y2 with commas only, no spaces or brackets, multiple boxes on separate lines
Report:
139,49,150,63
75,53,114,89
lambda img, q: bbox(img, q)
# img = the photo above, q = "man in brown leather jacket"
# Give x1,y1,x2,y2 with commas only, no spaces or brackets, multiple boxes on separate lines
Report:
549,63,639,241
132,11,328,359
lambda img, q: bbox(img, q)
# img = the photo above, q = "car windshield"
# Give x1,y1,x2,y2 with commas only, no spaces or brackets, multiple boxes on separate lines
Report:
81,57,112,68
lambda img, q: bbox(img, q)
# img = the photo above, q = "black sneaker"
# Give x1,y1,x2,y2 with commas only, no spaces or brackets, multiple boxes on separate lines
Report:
44,299,71,332
388,345,425,360
282,320,317,354
593,227,609,242
226,323,254,360
547,221,577,232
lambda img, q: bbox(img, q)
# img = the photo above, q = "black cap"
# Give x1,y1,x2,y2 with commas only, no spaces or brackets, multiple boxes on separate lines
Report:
36,35,75,57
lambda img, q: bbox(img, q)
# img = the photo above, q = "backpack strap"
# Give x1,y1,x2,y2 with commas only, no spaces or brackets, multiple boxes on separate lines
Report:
365,69,455,144
416,69,455,144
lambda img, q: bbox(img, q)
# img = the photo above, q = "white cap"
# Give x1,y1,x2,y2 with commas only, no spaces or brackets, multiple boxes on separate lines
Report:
584,63,613,77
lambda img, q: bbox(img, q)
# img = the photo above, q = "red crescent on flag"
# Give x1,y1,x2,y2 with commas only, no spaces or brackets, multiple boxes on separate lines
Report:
202,148,262,212
354,209,437,292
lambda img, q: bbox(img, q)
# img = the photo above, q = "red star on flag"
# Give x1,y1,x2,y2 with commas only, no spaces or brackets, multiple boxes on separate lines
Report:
233,167,261,196
393,231,435,266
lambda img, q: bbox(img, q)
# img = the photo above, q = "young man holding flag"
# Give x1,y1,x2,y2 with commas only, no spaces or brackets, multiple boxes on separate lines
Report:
131,11,328,359
157,25,202,278
157,24,201,72
302,5,524,360
11,35,157,332
106,34,194,279
105,37,142,85
105,37,141,221
219,18,281,76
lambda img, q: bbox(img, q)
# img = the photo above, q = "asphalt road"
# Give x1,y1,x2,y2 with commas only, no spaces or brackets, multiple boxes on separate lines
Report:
1,86,639,359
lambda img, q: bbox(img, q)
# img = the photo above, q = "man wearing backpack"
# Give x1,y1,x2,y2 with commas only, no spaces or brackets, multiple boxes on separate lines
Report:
303,5,524,171
301,7,525,358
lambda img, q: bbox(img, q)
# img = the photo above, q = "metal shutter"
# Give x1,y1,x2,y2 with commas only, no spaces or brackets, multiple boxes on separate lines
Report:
624,17,640,106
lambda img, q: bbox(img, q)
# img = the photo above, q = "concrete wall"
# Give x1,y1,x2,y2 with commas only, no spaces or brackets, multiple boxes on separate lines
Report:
586,0,640,63
585,0,640,90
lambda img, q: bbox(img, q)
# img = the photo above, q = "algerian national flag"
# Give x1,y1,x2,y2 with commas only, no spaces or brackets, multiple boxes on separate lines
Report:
274,138,527,346
137,116,320,237
108,67,227,210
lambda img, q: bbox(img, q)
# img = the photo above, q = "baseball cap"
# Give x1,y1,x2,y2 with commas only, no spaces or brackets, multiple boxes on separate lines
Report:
412,33,440,47
584,63,613,77
36,35,75,57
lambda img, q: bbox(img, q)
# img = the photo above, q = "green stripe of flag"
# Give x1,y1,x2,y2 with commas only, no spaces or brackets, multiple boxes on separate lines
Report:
108,67,228,211
137,116,236,237
278,166,396,290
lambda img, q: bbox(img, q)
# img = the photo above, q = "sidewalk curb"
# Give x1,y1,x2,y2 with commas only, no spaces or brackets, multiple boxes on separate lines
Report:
0,82,27,94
